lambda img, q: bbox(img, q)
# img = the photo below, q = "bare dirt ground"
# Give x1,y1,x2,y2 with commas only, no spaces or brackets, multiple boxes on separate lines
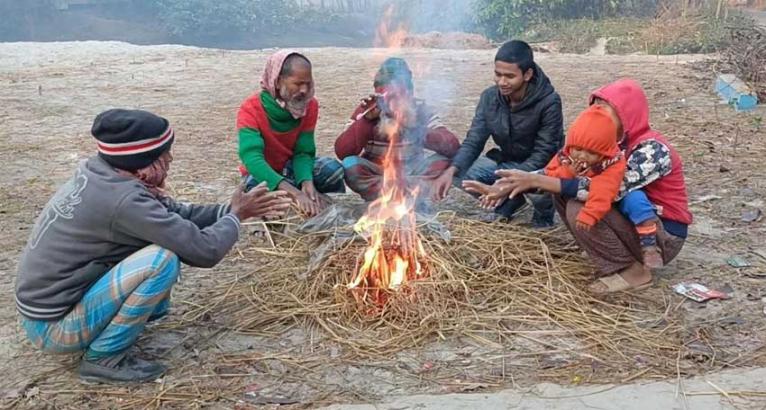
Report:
1,42,765,409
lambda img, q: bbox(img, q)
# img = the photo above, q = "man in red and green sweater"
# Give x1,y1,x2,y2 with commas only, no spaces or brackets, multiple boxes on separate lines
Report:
238,50,345,216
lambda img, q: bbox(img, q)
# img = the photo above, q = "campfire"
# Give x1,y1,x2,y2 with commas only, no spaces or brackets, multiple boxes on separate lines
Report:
347,91,431,306
343,4,433,306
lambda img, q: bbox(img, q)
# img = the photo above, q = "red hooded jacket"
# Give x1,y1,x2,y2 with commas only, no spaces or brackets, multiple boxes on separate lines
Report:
590,79,692,226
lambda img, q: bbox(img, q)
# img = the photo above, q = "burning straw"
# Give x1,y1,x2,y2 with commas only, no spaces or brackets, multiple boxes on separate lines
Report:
193,213,687,380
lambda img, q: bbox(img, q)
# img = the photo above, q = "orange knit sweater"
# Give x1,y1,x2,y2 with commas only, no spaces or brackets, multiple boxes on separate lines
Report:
545,154,626,226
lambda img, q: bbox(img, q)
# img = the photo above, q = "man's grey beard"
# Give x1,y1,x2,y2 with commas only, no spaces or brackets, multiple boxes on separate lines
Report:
279,84,308,116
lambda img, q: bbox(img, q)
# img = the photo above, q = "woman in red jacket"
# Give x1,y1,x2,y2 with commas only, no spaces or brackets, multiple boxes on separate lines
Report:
468,79,692,294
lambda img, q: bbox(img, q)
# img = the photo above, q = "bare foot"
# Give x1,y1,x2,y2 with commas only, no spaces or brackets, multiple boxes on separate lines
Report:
588,262,653,294
642,246,664,269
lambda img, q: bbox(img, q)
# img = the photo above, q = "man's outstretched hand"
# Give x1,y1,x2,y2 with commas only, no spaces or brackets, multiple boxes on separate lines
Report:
430,166,457,202
494,169,542,199
230,182,292,221
462,180,511,210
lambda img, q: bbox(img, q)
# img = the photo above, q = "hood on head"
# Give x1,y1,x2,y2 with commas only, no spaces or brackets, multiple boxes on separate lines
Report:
589,78,651,147
566,105,619,158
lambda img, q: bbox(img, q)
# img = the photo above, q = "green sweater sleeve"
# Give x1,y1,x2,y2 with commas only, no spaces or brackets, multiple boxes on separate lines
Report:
292,131,316,186
238,127,284,191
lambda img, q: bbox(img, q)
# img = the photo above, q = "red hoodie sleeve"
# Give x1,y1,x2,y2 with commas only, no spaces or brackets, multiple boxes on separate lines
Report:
424,126,460,158
421,108,459,158
334,104,376,159
577,158,626,226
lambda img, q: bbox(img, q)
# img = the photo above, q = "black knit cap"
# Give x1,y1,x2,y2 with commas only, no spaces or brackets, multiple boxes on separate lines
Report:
91,109,174,171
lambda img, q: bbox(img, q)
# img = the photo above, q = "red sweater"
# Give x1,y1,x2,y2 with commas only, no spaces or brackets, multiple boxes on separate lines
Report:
335,101,460,163
236,92,318,174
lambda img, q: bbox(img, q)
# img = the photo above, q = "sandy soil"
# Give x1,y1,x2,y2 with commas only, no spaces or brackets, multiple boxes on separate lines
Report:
0,41,765,409
323,367,766,409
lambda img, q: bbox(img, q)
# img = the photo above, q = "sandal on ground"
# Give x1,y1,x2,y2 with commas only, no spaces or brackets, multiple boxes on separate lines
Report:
588,273,652,295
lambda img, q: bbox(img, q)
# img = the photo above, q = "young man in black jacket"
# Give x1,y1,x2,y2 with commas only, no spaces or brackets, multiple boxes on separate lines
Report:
432,40,564,227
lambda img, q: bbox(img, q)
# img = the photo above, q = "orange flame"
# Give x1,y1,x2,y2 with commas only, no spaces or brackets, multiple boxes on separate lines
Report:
347,3,430,306
374,4,408,49
347,88,431,306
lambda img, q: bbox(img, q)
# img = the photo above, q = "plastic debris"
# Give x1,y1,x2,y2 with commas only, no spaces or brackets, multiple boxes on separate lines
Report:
727,256,752,268
673,282,730,302
715,74,759,112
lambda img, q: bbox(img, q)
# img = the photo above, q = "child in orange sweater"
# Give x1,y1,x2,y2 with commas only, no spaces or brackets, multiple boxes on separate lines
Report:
466,105,663,268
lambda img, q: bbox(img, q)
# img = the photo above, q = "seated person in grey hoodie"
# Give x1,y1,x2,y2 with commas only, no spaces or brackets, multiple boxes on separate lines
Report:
15,109,291,384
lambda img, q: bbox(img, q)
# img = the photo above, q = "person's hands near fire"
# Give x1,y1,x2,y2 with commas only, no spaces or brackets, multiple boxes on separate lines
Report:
493,169,551,199
430,166,457,202
230,182,292,221
462,180,513,210
464,169,557,210
278,180,325,217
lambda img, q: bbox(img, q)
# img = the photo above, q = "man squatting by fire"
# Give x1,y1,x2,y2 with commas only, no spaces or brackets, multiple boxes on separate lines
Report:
431,40,564,228
15,109,291,383
335,57,460,205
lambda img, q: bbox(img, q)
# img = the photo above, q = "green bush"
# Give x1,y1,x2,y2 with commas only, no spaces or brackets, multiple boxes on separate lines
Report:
150,0,298,40
523,18,649,54
474,0,659,39
520,14,732,55
643,15,730,54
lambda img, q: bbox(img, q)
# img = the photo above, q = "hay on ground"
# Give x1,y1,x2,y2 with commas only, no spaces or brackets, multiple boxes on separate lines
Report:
189,213,686,381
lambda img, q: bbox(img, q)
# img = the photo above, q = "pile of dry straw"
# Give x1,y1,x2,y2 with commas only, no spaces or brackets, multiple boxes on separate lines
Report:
186,211,688,379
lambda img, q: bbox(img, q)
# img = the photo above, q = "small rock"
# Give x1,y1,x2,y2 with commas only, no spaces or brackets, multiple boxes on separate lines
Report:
24,386,39,399
741,208,762,223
